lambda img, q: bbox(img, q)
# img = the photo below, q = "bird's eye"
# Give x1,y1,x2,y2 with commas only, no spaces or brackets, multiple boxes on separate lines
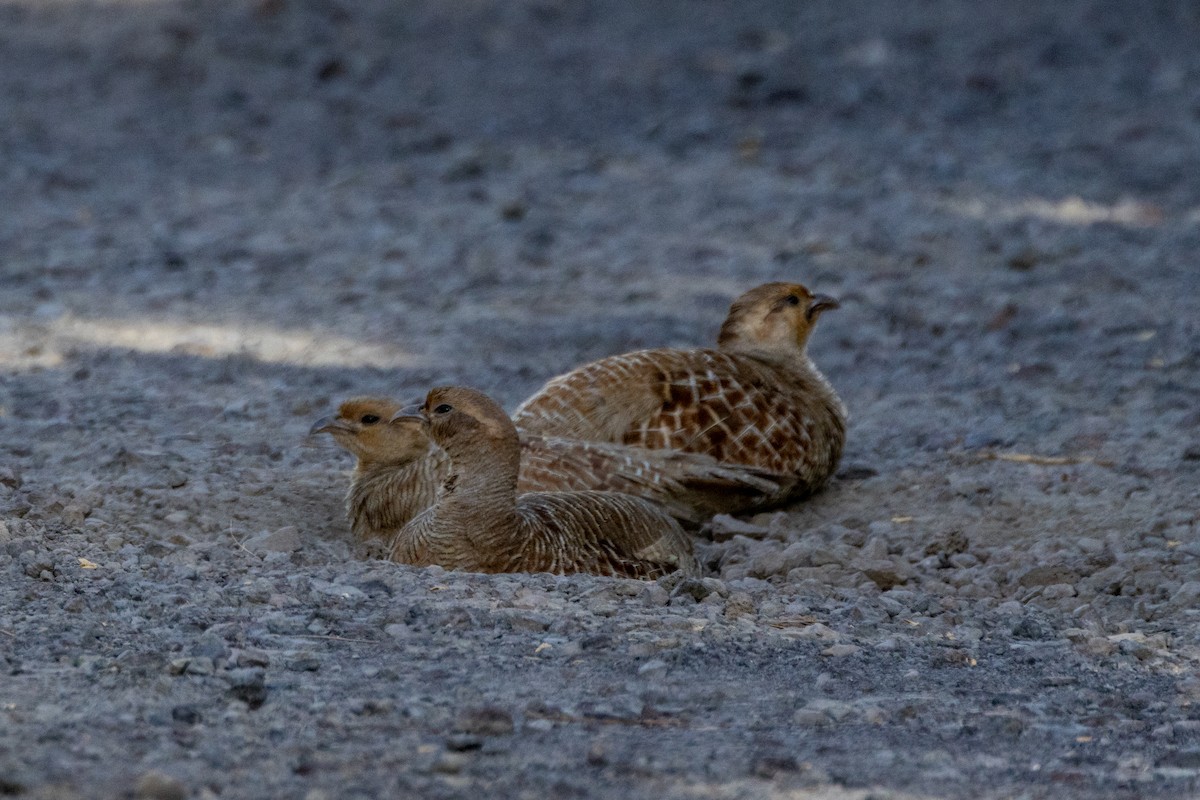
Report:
433,403,453,414
360,414,380,425
785,294,801,306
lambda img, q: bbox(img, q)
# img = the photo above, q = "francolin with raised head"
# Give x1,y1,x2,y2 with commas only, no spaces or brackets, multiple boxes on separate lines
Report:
512,282,847,506
312,397,782,545
388,386,698,578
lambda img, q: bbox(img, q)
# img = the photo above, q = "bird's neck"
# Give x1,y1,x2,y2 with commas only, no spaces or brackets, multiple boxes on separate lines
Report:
429,436,523,548
348,457,440,540
721,337,809,369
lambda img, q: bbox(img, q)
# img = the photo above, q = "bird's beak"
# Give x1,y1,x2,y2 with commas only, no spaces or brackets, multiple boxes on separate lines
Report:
389,404,427,425
806,294,840,321
309,415,352,436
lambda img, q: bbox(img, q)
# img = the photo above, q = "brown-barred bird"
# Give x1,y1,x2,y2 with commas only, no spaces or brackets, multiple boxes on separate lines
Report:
388,386,698,578
311,396,781,546
511,282,846,507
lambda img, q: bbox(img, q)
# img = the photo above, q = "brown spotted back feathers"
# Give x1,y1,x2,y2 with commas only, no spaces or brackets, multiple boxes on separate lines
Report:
511,282,847,505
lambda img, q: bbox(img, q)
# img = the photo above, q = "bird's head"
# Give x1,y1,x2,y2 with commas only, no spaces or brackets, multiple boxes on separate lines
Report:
716,281,839,356
310,396,431,467
394,386,518,454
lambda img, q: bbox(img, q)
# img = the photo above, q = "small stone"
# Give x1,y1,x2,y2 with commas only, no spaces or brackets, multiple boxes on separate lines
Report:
454,707,514,736
284,653,321,672
963,431,1007,449
863,706,888,724
445,734,483,752
1158,749,1200,769
1167,581,1200,608
724,592,755,618
1006,247,1040,271
225,668,267,708
640,583,670,606
191,631,230,662
0,467,21,489
1019,565,1079,587
1116,638,1154,660
878,597,905,617
431,751,469,774
1011,616,1051,640
0,521,9,545
245,526,303,554
948,552,979,569
235,648,271,668
792,709,832,727
805,699,855,721
670,577,719,602
1082,636,1116,657
637,659,669,676
261,611,306,634
1041,583,1077,600
21,554,54,580
751,754,799,778
499,201,527,221
585,741,607,765
706,514,769,542
930,647,975,668
809,546,845,567
794,623,840,641
134,770,187,800
310,580,368,601
171,705,202,725
821,644,862,658
384,623,411,639
953,626,983,644
184,659,214,676
725,567,770,585
861,562,910,590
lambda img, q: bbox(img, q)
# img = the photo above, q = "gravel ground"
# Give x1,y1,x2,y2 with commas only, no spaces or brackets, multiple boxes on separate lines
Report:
2,1,1199,798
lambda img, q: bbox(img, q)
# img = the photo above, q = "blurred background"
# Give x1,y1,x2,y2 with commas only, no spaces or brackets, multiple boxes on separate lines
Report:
2,0,1196,393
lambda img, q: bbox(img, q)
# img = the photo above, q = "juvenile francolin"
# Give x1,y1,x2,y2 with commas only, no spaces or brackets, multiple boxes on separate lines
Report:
512,282,846,505
388,386,698,578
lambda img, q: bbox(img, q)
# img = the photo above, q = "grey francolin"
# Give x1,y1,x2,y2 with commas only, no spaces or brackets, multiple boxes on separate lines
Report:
388,386,698,579
511,282,846,506
312,397,782,545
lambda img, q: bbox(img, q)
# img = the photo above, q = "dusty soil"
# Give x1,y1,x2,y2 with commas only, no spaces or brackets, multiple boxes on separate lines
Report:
2,1,1199,798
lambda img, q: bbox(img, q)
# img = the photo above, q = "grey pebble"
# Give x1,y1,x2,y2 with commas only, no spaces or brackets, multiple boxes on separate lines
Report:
454,706,514,736
190,631,230,662
245,526,304,554
134,771,186,800
284,653,322,672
